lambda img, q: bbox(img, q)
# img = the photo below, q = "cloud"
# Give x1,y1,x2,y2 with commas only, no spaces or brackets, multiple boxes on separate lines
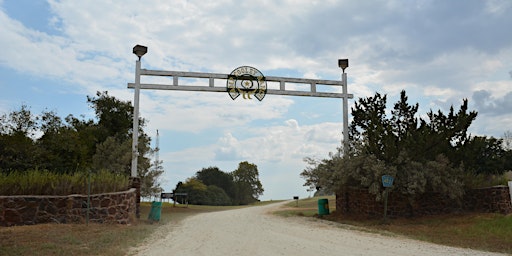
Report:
214,132,244,161
472,89,512,116
211,119,341,163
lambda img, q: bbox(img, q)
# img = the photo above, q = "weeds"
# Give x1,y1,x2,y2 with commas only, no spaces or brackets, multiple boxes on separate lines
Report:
0,169,129,195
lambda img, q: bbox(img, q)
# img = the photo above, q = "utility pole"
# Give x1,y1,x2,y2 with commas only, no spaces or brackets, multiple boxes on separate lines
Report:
155,129,160,165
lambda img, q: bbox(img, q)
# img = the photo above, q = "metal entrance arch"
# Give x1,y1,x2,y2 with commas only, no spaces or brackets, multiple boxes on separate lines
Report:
128,45,353,178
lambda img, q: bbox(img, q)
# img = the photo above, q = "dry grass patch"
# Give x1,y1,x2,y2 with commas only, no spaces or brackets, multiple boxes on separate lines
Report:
0,202,238,256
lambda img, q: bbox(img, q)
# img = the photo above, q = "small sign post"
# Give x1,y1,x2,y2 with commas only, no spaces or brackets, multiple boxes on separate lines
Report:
293,196,299,207
161,192,173,202
382,175,394,223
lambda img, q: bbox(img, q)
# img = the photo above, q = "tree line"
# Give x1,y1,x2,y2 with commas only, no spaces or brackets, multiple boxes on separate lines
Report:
0,91,163,197
301,90,512,212
174,161,264,205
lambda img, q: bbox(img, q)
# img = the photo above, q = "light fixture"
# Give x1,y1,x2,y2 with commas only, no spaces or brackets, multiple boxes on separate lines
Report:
133,45,148,60
338,59,349,73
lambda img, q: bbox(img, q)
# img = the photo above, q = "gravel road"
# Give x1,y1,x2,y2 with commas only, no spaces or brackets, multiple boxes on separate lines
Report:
131,201,505,256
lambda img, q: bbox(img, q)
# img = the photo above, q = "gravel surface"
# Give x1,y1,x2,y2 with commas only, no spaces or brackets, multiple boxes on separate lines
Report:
131,202,505,256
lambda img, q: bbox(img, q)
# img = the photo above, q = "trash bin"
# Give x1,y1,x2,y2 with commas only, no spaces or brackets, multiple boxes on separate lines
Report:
148,201,162,222
318,198,330,216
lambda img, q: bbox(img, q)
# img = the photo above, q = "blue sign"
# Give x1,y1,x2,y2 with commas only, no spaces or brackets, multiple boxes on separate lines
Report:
382,175,394,188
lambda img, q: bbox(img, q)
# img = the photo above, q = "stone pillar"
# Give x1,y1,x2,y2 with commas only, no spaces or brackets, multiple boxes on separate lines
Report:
130,177,141,219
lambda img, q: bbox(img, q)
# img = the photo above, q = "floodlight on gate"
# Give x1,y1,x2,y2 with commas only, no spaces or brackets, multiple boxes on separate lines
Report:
338,59,349,73
133,45,148,60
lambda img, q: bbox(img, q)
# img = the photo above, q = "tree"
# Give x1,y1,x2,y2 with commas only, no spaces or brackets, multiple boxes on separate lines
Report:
174,178,231,205
0,105,39,172
0,104,39,137
232,161,264,205
461,136,510,175
348,92,391,159
37,110,87,173
301,153,339,195
92,136,132,174
196,166,235,201
0,92,161,199
87,91,134,142
302,91,480,215
139,151,164,199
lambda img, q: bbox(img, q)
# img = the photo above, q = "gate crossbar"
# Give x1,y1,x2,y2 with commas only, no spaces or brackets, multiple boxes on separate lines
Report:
127,69,353,99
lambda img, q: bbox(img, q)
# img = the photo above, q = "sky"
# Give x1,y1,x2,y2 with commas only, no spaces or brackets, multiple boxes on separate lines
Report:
1,0,511,201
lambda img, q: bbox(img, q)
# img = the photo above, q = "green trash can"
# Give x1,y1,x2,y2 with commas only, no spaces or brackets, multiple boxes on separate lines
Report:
148,201,162,222
318,198,330,216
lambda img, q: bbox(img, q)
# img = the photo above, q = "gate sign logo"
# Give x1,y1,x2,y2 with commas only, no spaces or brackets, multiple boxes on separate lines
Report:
227,66,267,101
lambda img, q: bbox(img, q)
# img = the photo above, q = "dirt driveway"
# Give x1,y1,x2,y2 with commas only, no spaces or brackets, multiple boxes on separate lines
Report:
131,202,504,256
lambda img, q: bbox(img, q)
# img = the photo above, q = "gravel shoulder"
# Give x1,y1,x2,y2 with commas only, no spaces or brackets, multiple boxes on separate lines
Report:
131,201,505,256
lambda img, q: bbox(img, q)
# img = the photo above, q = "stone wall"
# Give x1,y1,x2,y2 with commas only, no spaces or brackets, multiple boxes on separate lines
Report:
0,188,136,227
336,185,512,218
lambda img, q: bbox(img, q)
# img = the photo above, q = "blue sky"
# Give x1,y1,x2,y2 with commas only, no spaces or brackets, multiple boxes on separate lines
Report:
1,0,511,200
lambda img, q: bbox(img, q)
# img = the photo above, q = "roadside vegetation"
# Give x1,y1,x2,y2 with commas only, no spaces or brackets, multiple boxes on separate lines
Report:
0,169,128,195
301,91,512,215
0,91,163,197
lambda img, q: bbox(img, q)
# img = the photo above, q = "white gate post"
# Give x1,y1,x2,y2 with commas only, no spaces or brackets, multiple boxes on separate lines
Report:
131,58,141,178
342,71,349,153
131,45,147,178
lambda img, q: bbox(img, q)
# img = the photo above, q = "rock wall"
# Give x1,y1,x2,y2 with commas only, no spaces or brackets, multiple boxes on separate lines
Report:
0,188,136,227
336,185,512,218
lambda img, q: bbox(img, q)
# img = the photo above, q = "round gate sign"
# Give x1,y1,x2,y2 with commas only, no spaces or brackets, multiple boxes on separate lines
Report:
227,66,267,101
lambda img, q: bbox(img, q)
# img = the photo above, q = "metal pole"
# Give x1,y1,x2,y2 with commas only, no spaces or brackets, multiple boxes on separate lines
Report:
383,188,389,222
87,169,90,226
131,59,141,178
342,72,349,154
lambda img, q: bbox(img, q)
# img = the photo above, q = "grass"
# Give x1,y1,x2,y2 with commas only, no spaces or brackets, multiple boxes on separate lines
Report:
0,170,129,195
275,196,512,254
0,202,237,256
274,195,336,217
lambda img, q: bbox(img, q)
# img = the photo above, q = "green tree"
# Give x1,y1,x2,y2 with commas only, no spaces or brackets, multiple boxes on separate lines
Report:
461,136,510,175
196,166,235,202
175,167,235,206
301,153,339,195
92,136,132,174
37,110,87,173
87,91,134,142
0,105,39,172
0,104,39,137
302,91,480,215
205,185,232,206
232,161,264,205
176,178,205,203
139,152,164,199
